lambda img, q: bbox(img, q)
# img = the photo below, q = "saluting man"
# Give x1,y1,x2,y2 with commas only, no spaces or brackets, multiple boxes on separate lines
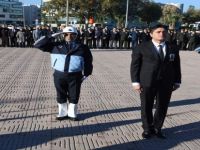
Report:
34,26,93,121
130,24,181,139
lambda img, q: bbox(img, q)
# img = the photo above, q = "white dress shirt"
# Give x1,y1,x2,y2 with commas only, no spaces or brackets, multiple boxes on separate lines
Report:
152,40,166,58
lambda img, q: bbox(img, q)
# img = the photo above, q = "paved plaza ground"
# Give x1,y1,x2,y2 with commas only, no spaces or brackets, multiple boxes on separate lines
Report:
0,47,200,150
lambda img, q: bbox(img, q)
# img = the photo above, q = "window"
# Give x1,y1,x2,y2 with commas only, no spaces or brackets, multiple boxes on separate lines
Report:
3,8,8,12
0,14,5,18
10,14,22,18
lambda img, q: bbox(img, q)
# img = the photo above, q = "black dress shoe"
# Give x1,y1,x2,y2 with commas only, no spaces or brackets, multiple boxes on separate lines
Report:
68,117,79,121
142,131,152,139
56,115,68,121
154,129,166,139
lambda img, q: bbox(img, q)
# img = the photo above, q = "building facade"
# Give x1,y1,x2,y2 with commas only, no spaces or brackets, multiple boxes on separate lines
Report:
168,3,184,13
0,0,23,25
24,5,40,26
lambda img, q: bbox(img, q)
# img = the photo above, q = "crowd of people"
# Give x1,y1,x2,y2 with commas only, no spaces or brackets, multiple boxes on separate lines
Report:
0,24,200,50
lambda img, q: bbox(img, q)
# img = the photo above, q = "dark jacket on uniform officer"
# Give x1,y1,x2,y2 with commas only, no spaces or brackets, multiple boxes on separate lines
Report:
34,35,93,77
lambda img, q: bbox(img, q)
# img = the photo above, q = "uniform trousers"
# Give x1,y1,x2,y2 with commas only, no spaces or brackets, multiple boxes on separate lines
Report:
53,70,82,104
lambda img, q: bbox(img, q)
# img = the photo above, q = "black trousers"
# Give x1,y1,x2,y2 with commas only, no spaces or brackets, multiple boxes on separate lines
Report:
140,81,173,131
53,71,82,104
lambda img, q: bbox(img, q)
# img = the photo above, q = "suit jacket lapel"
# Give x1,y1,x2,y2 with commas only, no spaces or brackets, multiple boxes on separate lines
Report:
164,43,170,62
149,41,160,60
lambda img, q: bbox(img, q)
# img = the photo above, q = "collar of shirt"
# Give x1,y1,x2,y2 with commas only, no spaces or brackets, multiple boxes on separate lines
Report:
66,41,75,49
152,40,166,57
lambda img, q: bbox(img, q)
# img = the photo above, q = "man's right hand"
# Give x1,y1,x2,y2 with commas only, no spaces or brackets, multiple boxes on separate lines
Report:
133,84,143,93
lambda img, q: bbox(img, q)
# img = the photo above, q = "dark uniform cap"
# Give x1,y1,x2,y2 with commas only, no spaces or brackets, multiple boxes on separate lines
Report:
150,23,167,33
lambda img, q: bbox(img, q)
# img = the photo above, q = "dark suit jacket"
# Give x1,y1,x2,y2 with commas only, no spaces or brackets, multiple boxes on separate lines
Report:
130,41,181,87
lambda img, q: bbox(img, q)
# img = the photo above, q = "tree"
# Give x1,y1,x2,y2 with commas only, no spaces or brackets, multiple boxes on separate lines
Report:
182,7,200,24
41,0,66,25
100,0,150,27
41,0,151,27
160,4,182,29
138,2,162,26
42,0,91,24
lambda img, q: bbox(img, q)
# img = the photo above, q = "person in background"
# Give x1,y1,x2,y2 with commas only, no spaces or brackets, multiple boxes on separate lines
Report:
16,28,25,47
32,25,41,42
129,27,138,49
1,25,9,47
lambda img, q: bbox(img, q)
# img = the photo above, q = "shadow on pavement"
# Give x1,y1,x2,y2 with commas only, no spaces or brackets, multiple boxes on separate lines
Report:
95,121,200,150
0,118,141,149
1,98,200,149
169,97,200,107
79,106,140,120
1,118,200,149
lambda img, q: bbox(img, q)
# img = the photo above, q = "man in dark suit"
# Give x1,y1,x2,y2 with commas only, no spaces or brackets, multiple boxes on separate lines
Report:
130,24,181,139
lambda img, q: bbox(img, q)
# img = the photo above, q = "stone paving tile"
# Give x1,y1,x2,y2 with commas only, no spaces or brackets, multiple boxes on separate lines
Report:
0,47,200,150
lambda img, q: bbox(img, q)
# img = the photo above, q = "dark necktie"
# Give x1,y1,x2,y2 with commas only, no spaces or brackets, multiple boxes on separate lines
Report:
158,45,164,61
